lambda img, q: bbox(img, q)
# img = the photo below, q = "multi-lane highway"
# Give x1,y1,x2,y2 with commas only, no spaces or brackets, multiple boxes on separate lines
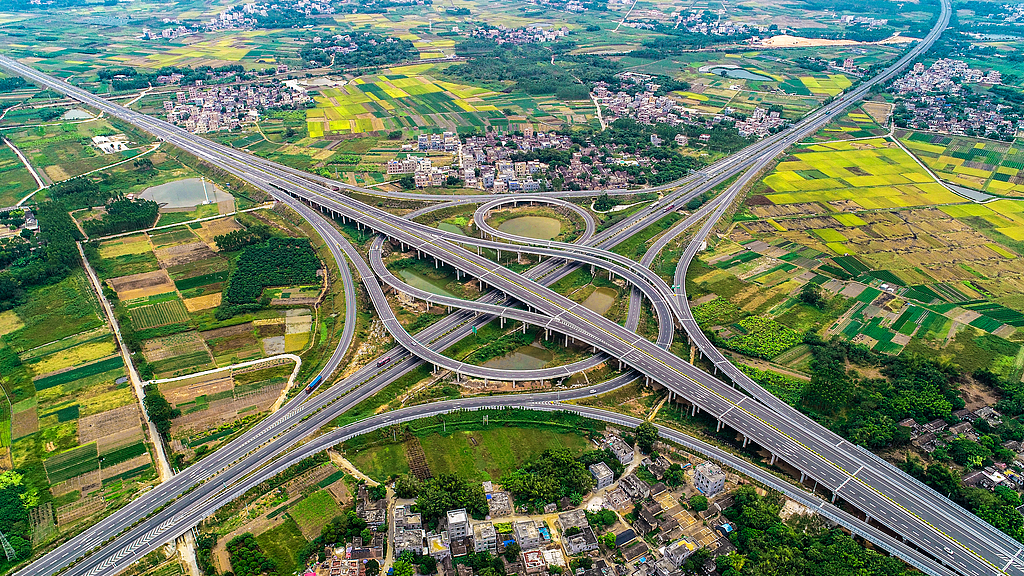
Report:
5,2,1017,575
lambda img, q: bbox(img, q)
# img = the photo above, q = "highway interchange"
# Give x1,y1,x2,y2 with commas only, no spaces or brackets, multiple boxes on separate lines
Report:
3,2,1020,574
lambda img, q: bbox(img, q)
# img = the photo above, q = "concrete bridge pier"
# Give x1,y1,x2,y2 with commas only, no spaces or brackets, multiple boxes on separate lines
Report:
799,471,805,483
691,404,698,417
500,317,505,328
716,419,723,432
522,322,527,334
742,436,749,448
769,453,776,466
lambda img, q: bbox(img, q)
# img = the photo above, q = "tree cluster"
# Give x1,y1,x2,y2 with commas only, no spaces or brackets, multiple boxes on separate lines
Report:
144,383,180,439
415,474,488,528
82,198,159,237
900,457,1024,544
301,32,416,69
0,471,33,563
798,335,963,450
718,485,916,576
219,237,319,318
296,508,369,565
214,224,272,252
0,77,27,91
98,64,246,90
0,202,83,311
499,449,594,512
226,534,277,576
449,39,619,96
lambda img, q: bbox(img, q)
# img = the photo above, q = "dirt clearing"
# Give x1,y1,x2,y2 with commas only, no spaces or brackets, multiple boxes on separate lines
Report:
107,270,175,300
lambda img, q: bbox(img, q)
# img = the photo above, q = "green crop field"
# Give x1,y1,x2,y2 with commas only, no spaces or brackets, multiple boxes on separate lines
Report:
33,356,124,391
43,442,99,484
99,441,148,467
761,138,962,211
307,73,501,137
289,489,337,537
419,426,590,482
255,518,306,575
130,299,190,330
900,131,1024,197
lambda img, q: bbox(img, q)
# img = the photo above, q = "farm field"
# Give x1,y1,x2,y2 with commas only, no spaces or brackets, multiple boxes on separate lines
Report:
688,136,1024,379
0,144,38,206
899,130,1024,197
305,70,590,139
0,273,156,542
346,426,590,483
809,102,891,142
4,118,147,185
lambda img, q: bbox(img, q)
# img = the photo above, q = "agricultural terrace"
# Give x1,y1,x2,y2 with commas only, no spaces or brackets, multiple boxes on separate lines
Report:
0,271,156,543
900,131,1024,198
687,137,1024,381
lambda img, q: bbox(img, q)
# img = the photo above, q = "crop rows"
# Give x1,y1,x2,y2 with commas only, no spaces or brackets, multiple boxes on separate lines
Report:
130,300,190,330
34,356,125,391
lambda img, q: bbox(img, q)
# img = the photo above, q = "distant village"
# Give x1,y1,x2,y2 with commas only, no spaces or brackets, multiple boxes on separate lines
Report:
163,82,309,134
317,433,741,576
593,73,785,138
469,25,570,45
892,59,1020,138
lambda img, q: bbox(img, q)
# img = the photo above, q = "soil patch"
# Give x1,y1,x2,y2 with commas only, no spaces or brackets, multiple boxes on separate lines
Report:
155,242,218,268
108,270,175,300
184,293,222,311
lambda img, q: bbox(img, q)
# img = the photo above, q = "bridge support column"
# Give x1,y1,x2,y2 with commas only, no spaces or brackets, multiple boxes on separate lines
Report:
565,334,569,347
500,317,505,328
742,436,749,448
691,404,698,417
479,280,483,290
831,492,837,503
522,322,527,334
716,419,723,432
497,248,501,259
545,329,549,340
769,454,776,466
799,471,805,483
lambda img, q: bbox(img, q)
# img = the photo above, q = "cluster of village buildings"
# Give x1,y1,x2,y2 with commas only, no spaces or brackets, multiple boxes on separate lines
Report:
469,25,570,45
676,11,753,36
894,59,1003,95
891,59,1020,137
903,405,1024,493
315,435,738,576
388,129,569,190
163,83,309,134
142,0,333,39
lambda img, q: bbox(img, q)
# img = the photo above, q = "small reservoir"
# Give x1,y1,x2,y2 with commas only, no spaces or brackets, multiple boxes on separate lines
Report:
582,287,617,315
482,342,553,370
140,178,231,210
702,66,773,81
